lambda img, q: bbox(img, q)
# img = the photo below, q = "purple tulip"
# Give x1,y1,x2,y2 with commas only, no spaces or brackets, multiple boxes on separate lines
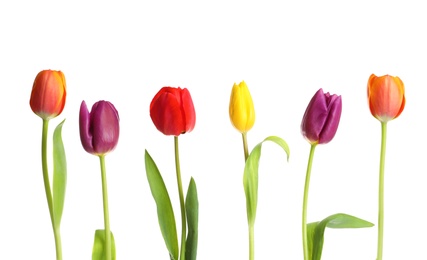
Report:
301,88,342,144
79,100,120,155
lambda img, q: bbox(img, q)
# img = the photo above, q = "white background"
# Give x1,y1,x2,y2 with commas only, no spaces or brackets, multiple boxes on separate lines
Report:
1,1,425,259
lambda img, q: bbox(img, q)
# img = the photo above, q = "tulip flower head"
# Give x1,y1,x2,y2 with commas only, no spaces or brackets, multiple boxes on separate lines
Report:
79,100,120,156
367,74,405,123
150,86,196,136
301,88,342,145
30,70,67,120
229,81,256,134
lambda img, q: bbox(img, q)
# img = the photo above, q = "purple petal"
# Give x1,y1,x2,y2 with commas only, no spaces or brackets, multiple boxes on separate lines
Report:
318,94,342,144
79,100,95,154
92,101,120,154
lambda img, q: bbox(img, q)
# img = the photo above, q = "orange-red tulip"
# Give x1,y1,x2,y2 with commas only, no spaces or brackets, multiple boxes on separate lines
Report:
150,87,196,136
30,70,66,120
367,74,405,122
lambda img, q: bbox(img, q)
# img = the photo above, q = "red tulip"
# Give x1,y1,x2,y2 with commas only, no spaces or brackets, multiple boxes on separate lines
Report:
367,74,405,122
301,88,342,144
150,87,196,136
79,100,120,156
30,70,66,120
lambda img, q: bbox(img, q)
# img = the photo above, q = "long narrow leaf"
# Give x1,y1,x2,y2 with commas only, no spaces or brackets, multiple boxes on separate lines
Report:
145,150,179,260
307,221,319,260
310,213,374,260
243,136,290,225
52,119,67,228
263,136,290,161
92,229,116,260
185,177,199,260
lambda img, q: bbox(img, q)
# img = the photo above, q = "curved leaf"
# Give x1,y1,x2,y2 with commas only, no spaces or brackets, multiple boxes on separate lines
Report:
52,119,67,228
92,229,116,260
243,136,290,225
310,213,374,260
185,177,199,260
145,150,179,260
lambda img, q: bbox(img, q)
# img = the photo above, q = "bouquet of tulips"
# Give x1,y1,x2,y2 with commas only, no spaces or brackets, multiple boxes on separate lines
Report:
29,69,404,260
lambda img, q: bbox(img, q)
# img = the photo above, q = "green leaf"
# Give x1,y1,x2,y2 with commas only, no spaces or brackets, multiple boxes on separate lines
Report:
92,229,116,260
145,150,179,260
310,213,374,260
52,119,67,229
243,136,290,225
185,177,199,260
307,221,319,260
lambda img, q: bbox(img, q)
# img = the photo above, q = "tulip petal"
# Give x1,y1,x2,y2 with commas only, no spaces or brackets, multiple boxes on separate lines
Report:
181,88,196,134
319,94,342,144
79,101,95,154
393,76,406,119
91,101,120,154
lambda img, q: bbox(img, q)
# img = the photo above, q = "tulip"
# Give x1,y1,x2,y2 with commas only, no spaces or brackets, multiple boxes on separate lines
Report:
79,100,120,156
30,69,67,260
150,87,196,136
149,86,197,260
300,88,342,260
368,74,405,122
368,74,405,260
30,70,67,120
301,88,342,145
229,81,255,133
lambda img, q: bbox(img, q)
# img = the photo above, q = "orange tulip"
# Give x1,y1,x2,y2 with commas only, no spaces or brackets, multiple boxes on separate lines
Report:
367,74,405,122
30,70,67,120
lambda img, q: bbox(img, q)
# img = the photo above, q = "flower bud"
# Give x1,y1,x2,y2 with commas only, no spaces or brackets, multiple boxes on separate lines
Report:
30,70,66,120
301,88,342,144
150,87,196,136
229,81,255,133
79,100,120,156
367,74,405,122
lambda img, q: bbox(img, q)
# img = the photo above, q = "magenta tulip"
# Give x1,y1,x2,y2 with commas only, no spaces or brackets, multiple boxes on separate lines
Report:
79,100,120,155
301,88,342,144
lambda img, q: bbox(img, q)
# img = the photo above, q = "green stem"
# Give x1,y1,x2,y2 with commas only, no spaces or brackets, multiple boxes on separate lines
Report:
249,223,254,260
377,122,387,260
41,119,62,260
242,132,249,161
302,144,317,260
99,155,111,260
175,136,186,260
53,229,62,260
242,132,253,260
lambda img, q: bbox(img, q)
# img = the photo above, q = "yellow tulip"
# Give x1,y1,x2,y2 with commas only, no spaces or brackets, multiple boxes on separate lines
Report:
229,81,255,133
